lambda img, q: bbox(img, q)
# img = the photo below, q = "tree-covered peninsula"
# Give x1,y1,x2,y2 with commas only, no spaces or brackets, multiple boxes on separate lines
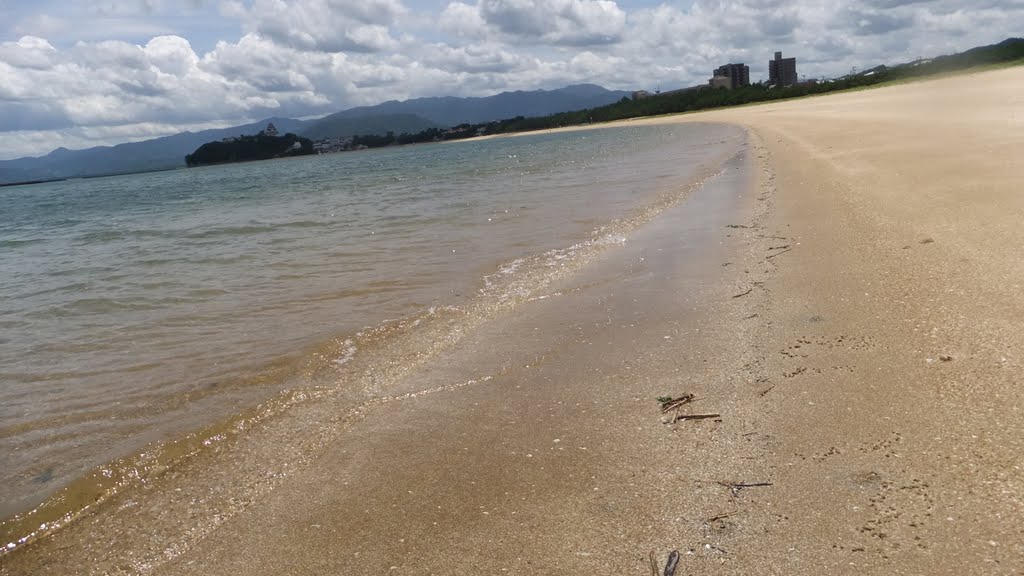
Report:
185,124,313,167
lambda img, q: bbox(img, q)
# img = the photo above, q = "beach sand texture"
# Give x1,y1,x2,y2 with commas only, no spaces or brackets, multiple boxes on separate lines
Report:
4,67,1023,575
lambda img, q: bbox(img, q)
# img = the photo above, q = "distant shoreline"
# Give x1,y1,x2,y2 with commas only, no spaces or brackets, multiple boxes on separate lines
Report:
0,167,185,189
0,178,65,188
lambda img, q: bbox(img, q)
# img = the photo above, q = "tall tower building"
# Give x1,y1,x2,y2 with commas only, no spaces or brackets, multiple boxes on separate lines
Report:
712,63,750,89
768,51,798,87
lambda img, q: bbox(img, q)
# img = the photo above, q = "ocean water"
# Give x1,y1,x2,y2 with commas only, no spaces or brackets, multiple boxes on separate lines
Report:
0,122,745,551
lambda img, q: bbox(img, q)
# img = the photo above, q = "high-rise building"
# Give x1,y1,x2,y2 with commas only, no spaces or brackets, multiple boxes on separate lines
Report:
768,51,798,87
712,63,750,89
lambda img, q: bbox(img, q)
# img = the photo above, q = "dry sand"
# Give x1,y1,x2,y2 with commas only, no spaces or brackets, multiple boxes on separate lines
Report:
4,67,1023,575
708,66,1024,573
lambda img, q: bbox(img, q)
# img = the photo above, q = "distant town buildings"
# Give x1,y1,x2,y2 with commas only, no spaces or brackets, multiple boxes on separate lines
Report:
638,50,803,96
263,122,279,137
769,51,798,87
312,136,355,154
710,63,750,90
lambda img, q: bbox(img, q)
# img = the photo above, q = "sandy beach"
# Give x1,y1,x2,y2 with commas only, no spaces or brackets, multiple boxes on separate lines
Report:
4,67,1023,575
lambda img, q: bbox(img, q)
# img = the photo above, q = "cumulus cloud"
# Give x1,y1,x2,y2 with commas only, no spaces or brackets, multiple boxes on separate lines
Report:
0,35,59,69
0,33,333,135
446,0,626,45
419,42,526,74
222,0,404,52
1,0,1024,158
439,1,489,38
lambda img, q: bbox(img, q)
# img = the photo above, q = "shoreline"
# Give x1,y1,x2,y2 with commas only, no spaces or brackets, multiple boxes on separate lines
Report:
3,127,773,575
4,67,1023,574
0,122,738,532
1,125,753,573
148,136,775,576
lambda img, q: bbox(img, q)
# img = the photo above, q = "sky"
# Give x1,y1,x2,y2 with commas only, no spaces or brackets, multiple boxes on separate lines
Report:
0,0,1022,159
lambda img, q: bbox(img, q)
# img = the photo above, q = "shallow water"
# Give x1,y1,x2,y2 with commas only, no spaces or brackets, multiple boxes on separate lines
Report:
0,122,744,549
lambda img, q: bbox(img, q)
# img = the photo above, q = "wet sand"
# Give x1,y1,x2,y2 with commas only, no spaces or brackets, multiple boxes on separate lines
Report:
5,67,1024,574
146,140,771,576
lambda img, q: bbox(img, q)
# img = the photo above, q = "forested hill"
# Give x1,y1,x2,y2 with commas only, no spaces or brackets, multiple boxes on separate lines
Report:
185,132,313,167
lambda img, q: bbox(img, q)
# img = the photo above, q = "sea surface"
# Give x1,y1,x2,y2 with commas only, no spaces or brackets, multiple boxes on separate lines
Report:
0,122,745,552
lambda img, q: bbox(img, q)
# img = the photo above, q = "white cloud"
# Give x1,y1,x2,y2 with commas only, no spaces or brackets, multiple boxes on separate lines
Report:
461,0,626,45
0,35,59,69
439,2,488,38
419,42,525,74
223,0,404,52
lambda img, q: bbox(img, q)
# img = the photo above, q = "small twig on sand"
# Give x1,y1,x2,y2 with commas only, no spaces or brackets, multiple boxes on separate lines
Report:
675,413,721,422
767,244,791,251
758,385,775,397
743,313,759,320
718,481,773,497
732,288,753,298
664,550,680,576
648,550,659,576
659,394,695,413
660,396,719,426
765,247,793,260
705,509,739,523
725,224,750,229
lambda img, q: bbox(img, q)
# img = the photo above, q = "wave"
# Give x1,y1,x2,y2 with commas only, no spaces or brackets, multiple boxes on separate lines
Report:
181,220,333,239
0,238,48,249
69,219,334,245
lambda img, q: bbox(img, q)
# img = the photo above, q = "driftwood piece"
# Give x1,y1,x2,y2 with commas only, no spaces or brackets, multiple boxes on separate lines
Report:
664,550,680,576
732,288,753,298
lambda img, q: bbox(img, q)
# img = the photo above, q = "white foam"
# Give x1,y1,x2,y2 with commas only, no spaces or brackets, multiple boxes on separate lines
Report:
333,339,357,366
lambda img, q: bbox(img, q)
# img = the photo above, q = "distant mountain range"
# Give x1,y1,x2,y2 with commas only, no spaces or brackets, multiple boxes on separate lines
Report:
316,83,634,127
301,113,439,141
0,84,631,185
